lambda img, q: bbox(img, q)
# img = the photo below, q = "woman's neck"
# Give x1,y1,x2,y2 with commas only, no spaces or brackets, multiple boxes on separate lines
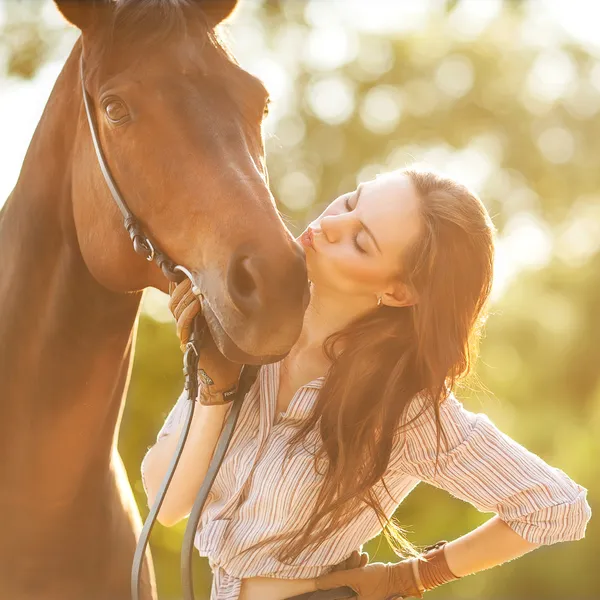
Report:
290,282,372,361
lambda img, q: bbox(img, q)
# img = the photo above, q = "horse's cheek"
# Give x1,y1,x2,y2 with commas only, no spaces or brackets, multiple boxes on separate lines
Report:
71,173,149,292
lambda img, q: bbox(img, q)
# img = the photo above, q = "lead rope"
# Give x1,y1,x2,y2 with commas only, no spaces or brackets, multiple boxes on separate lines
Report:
181,362,259,600
131,313,259,600
130,316,204,600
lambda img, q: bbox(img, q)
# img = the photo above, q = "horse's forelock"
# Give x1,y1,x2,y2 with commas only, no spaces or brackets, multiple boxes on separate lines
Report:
112,0,194,44
85,0,238,76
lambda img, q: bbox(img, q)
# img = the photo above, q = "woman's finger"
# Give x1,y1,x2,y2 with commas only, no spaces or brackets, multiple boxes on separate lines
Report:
167,279,192,313
172,288,197,322
345,550,362,570
176,299,200,346
331,551,357,573
316,568,361,594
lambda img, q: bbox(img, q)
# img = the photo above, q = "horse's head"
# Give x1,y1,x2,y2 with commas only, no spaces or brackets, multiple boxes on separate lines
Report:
55,0,309,365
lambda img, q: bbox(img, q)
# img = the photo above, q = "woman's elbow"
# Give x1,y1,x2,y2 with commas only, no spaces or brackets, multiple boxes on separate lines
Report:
144,485,188,527
156,510,184,528
503,487,592,545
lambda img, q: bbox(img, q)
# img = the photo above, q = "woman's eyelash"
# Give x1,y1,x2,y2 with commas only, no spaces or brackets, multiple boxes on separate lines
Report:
344,196,366,254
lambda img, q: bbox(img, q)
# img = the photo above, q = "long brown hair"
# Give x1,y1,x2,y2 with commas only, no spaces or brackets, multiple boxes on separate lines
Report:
245,167,496,563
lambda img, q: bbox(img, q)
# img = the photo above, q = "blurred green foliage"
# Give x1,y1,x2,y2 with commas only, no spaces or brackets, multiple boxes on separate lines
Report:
2,1,598,598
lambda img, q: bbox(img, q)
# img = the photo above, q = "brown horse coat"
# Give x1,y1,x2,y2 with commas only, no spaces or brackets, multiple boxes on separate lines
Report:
0,2,308,598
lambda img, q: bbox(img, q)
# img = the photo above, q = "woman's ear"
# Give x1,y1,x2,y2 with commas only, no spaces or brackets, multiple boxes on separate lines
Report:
381,281,419,309
53,0,113,32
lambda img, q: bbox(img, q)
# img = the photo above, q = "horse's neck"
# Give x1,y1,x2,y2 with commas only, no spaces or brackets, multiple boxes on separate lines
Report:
0,41,141,506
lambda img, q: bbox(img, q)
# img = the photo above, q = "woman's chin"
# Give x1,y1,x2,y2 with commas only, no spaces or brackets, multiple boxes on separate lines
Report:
306,264,323,288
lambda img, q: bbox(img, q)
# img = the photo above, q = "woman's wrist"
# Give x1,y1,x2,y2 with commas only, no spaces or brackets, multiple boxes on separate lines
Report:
417,541,461,591
197,367,241,405
387,559,424,599
198,382,238,406
410,557,426,594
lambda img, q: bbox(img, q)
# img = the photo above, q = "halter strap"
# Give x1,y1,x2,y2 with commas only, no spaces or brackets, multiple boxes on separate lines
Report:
79,53,182,282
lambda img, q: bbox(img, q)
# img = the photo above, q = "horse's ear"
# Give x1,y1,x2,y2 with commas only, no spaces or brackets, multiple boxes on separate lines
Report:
197,0,239,25
53,0,113,31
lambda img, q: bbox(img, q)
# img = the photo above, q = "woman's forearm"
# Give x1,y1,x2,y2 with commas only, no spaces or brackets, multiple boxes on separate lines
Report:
141,399,232,526
443,515,541,578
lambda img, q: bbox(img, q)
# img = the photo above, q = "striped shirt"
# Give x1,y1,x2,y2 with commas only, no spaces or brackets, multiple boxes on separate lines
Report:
148,359,591,600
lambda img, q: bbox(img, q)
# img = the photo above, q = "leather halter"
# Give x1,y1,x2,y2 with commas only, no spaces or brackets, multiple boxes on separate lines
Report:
79,54,181,283
78,53,260,600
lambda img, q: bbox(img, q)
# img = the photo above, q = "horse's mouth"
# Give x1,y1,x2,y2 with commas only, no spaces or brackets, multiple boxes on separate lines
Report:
200,297,288,366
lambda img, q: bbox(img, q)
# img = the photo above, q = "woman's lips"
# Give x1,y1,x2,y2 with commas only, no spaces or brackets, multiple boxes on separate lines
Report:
300,228,315,249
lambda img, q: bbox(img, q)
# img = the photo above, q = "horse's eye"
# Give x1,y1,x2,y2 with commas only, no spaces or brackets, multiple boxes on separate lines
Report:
263,100,270,118
104,99,130,124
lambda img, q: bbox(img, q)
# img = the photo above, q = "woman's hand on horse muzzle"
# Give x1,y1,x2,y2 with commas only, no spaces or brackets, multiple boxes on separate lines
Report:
168,279,243,405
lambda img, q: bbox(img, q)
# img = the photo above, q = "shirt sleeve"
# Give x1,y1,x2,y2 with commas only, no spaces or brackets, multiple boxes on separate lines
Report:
392,391,592,546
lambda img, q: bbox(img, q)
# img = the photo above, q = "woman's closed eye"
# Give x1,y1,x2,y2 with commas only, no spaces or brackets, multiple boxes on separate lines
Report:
344,195,367,254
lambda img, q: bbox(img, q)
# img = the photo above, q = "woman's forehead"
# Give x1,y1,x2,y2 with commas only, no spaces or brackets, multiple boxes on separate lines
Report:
361,172,421,257
372,171,415,200
362,172,420,218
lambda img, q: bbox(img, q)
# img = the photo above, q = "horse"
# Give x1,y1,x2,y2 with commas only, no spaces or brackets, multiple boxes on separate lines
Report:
0,1,309,598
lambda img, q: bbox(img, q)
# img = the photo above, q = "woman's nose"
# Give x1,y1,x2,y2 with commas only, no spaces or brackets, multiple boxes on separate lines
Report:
320,213,346,243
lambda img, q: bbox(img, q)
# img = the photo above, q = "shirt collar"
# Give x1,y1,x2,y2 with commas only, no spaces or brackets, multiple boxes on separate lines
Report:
259,360,326,424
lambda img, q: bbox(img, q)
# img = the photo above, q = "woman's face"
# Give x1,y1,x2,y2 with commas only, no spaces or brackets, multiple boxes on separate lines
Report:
298,171,422,304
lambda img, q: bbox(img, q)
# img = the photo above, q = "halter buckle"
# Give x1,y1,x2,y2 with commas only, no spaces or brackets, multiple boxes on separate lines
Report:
132,235,155,262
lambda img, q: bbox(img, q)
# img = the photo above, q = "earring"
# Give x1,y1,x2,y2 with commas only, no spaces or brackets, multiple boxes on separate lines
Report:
377,295,382,307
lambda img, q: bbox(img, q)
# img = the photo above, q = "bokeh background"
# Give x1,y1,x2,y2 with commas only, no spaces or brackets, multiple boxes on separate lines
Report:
1,0,599,598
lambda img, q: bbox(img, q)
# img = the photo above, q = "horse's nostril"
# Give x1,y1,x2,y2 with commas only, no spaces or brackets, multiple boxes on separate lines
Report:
232,256,257,298
227,245,308,320
227,254,261,316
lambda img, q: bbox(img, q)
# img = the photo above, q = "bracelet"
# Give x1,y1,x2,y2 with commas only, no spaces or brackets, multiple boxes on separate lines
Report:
197,368,239,405
198,383,238,406
417,540,461,591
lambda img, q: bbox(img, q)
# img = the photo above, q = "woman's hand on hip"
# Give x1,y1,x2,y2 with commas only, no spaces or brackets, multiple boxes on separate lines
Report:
331,549,370,573
315,557,424,600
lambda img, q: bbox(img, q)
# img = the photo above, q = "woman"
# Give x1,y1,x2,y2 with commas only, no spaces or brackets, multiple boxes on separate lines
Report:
141,167,591,600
